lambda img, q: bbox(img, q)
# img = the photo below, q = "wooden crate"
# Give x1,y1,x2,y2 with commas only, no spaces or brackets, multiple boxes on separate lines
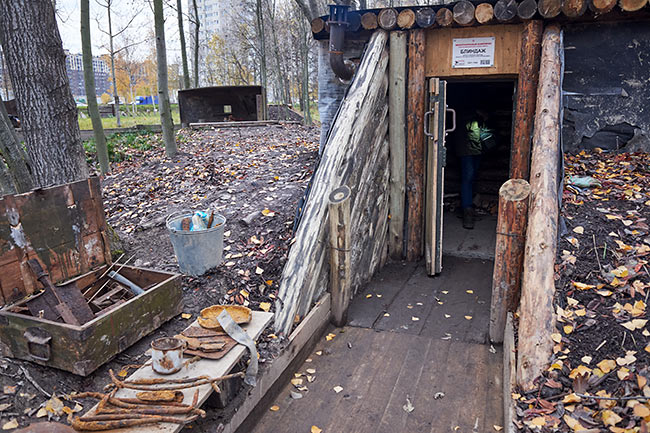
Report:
0,178,182,376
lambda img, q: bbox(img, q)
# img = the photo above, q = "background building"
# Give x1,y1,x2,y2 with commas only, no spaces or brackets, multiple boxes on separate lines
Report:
64,50,111,103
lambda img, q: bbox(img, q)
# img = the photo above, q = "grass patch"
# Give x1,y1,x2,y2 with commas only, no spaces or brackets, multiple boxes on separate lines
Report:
84,130,162,164
78,108,180,130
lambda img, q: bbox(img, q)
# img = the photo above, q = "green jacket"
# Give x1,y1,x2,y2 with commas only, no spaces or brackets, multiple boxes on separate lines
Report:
458,120,483,156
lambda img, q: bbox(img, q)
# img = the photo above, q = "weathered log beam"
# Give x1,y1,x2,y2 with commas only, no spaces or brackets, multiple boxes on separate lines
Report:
518,0,539,19
510,20,543,180
406,29,426,261
436,8,454,26
311,17,325,34
388,31,407,260
489,179,530,343
475,3,495,24
361,12,378,30
562,0,588,17
378,8,398,30
453,0,476,26
328,186,351,327
538,0,563,17
415,7,436,28
397,9,416,29
517,24,562,391
619,0,648,11
590,0,617,13
494,0,518,21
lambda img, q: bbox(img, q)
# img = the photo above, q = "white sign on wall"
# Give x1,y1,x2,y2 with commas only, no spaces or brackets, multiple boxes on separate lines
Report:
452,37,495,69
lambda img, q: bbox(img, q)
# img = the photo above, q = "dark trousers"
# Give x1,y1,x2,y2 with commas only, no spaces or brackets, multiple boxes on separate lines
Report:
460,155,481,210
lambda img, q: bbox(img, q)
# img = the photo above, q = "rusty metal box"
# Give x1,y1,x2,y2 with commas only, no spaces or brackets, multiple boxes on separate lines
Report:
0,178,182,376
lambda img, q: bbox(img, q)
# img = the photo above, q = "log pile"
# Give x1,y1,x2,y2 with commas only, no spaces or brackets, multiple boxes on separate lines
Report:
274,31,390,336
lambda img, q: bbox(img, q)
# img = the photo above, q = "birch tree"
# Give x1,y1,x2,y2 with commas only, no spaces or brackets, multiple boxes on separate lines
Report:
176,0,191,89
153,0,176,156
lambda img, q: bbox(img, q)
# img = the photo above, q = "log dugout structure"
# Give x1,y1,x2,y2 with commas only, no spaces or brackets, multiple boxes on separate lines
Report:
516,23,563,391
274,31,391,336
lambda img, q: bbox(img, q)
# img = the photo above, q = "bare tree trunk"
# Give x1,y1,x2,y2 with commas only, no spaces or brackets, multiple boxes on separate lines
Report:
0,0,88,188
106,3,121,127
256,0,268,97
299,17,312,125
177,0,191,90
81,0,109,175
153,0,177,157
0,97,33,193
192,0,200,88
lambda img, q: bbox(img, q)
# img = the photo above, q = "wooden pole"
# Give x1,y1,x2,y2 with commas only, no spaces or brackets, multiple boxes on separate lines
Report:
378,8,398,30
436,8,454,26
453,0,476,25
475,3,495,24
537,0,563,17
406,29,426,261
510,20,543,180
518,0,539,19
489,179,530,343
517,24,562,392
562,0,588,17
311,17,325,34
494,0,518,21
328,186,351,327
361,12,378,30
389,31,407,260
415,8,436,28
589,0,617,13
619,0,648,11
397,9,416,29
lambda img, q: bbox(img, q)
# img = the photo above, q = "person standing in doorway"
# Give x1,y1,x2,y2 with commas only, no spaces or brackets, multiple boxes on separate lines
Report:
457,109,493,230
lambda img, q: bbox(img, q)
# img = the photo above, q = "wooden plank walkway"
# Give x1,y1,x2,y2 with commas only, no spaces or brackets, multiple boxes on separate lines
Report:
251,257,502,433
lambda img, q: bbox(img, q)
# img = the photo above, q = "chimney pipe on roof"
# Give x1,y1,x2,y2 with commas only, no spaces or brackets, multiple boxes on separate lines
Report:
327,4,355,82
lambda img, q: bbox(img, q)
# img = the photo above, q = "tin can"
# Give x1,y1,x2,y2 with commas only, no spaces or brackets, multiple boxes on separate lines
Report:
151,337,185,375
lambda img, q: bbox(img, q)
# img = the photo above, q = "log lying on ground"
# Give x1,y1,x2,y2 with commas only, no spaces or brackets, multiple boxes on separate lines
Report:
274,31,390,336
453,0,476,25
378,8,398,30
475,3,495,23
415,8,436,28
494,0,518,21
328,186,351,327
388,31,407,260
311,17,325,34
619,0,648,11
518,0,539,19
406,29,426,261
397,9,416,29
436,8,454,26
489,179,530,343
361,12,378,30
510,20,543,179
589,0,617,13
516,23,562,392
537,0,563,17
562,0,588,17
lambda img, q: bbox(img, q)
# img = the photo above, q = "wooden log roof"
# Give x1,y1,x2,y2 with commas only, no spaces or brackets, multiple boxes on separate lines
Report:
311,0,650,39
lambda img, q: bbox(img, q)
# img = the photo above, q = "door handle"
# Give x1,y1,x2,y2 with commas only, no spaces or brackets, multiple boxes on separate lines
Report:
423,110,434,138
446,108,456,133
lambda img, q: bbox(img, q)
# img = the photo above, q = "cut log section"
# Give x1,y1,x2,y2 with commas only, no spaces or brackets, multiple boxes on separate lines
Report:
436,8,454,26
517,24,563,392
348,12,362,32
537,0,563,17
311,17,325,34
328,186,351,328
378,8,398,30
397,9,416,29
361,12,378,30
589,0,617,13
494,0,518,21
562,0,588,17
518,0,539,18
415,7,437,28
619,0,648,11
453,0,476,25
489,179,530,343
475,3,495,23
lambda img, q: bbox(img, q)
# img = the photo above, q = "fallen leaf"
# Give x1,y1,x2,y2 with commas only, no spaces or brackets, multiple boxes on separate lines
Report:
36,407,47,418
270,405,280,411
551,333,562,343
2,386,15,395
262,209,275,217
563,393,581,403
572,281,595,290
573,226,584,234
597,359,616,373
306,368,316,374
564,325,574,334
466,290,474,294
311,427,322,433
255,266,264,275
569,365,592,379
617,367,630,380
366,294,373,298
403,396,414,413
181,313,192,320
621,319,647,330
530,416,546,427
291,378,303,386
464,315,472,320
444,314,451,318
259,302,271,312
581,356,592,364
2,420,18,430
493,426,503,432
333,386,343,394
633,403,650,417
325,333,336,341
602,409,622,426
412,316,420,321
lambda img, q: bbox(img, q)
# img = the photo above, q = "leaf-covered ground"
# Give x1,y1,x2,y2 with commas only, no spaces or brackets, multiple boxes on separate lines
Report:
0,124,319,431
516,151,650,432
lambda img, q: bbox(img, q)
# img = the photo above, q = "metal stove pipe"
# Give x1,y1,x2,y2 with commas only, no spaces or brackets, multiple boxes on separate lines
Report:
328,4,355,82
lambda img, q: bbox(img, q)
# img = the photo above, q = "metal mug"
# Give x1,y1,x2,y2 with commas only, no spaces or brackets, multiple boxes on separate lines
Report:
151,337,185,375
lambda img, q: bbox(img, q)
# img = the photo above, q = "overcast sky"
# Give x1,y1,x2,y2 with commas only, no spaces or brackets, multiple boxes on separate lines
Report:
56,0,182,61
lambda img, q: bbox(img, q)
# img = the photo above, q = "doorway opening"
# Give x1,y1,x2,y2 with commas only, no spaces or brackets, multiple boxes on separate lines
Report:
442,80,516,260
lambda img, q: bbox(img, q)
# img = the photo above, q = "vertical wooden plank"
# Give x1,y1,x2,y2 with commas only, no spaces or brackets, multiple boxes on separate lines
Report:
434,81,446,275
511,20,543,180
388,32,407,260
328,186,351,327
425,78,439,274
405,29,426,262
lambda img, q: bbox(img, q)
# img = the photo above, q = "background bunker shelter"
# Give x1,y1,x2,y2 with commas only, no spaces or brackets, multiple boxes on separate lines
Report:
271,0,650,402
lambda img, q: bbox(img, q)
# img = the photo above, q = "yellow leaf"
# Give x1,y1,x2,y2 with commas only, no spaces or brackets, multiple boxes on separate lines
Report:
573,226,584,234
466,290,474,294
596,289,613,297
265,279,273,286
2,420,18,430
366,294,373,298
633,403,650,417
262,209,275,216
602,409,622,426
311,427,322,433
255,267,264,275
617,367,630,380
597,359,616,373
325,333,336,341
563,393,581,403
333,385,343,393
530,416,546,427
567,297,579,306
564,325,574,334
569,365,592,379
412,316,420,321
493,426,503,432
612,266,629,278
548,360,563,371
270,405,280,411
563,414,582,431
36,407,47,418
551,333,562,343
575,308,586,316
572,281,595,290
638,374,647,389
259,302,271,312
581,356,592,364
465,315,472,320
622,319,647,331
291,378,303,386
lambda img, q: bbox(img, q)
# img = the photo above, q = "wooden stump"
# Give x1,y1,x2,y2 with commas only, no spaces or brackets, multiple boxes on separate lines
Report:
436,8,454,26
328,186,351,327
619,0,648,11
361,12,378,30
538,0,563,17
397,9,416,29
494,0,518,21
589,0,617,13
453,0,476,26
475,3,495,24
517,24,562,392
415,8,436,28
518,0,539,19
562,0,588,17
311,17,325,34
378,8,398,30
489,179,530,343
511,20,543,180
